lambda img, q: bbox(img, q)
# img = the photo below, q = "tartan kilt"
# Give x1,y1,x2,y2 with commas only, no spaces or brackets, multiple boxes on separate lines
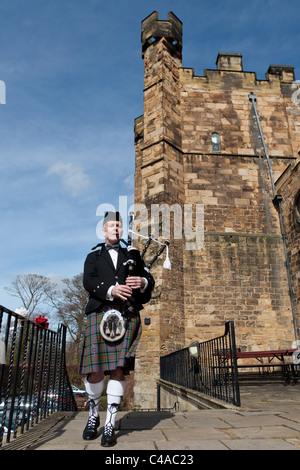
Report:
79,305,142,375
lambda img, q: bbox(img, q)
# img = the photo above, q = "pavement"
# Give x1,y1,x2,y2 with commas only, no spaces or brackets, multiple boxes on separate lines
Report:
1,382,300,451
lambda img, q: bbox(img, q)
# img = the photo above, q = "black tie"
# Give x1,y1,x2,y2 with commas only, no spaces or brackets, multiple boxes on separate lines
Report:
105,244,119,252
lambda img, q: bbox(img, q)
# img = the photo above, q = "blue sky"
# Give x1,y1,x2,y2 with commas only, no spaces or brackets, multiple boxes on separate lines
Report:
0,0,299,317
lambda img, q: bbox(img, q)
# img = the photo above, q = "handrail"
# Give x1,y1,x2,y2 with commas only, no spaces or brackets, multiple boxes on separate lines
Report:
160,321,241,407
0,305,77,447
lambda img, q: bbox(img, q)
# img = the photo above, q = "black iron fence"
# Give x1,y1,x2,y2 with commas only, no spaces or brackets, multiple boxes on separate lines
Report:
160,321,241,407
0,305,77,448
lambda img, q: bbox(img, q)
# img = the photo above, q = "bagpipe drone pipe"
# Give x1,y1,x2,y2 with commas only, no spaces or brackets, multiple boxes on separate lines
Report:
120,211,171,276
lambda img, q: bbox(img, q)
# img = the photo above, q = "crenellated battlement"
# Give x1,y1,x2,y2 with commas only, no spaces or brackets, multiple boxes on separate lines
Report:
141,11,182,58
181,53,295,91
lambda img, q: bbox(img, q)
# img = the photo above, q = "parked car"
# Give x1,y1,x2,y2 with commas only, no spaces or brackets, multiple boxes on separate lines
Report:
71,385,86,398
0,403,33,436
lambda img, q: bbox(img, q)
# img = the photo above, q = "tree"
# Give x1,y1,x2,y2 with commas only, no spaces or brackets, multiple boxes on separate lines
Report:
4,273,57,319
50,273,88,360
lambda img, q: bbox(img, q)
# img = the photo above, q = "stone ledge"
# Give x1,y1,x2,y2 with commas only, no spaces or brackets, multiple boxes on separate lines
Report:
157,379,239,412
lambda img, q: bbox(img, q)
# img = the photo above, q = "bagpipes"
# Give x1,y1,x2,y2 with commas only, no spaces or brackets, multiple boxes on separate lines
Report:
120,211,171,275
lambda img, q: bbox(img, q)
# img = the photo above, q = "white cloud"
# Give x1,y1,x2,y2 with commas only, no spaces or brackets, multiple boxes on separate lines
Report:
47,161,90,196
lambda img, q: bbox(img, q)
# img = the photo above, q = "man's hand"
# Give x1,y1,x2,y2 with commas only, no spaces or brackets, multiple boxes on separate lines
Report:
111,284,132,301
125,276,146,290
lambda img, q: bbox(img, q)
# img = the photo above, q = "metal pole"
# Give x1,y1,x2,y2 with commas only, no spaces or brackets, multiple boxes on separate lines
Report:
157,383,161,411
249,93,276,198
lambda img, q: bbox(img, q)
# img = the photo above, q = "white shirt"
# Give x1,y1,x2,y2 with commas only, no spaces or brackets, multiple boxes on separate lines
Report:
105,247,148,301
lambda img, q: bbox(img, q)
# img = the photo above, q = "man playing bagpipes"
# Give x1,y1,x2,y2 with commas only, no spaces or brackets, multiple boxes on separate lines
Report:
79,211,155,446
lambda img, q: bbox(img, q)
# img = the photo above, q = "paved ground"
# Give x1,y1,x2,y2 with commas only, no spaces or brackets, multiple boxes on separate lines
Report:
2,382,300,451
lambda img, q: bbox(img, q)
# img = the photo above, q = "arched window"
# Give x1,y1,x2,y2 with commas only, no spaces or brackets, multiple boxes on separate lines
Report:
211,133,220,152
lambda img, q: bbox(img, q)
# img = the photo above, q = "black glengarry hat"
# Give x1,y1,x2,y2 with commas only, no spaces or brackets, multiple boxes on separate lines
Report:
103,211,123,227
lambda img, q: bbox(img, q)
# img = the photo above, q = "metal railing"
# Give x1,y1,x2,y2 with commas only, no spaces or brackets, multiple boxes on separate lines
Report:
160,321,241,407
0,305,77,447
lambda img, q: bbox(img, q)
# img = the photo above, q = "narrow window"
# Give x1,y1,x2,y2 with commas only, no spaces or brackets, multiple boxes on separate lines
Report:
211,133,220,152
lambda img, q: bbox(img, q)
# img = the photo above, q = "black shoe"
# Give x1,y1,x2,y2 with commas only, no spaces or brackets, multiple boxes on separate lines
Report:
82,414,100,440
101,424,116,447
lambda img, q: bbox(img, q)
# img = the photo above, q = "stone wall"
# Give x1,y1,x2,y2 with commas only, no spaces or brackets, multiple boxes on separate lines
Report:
276,162,300,340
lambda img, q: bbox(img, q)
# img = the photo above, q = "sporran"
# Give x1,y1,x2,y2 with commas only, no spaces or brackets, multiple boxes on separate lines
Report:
100,309,127,342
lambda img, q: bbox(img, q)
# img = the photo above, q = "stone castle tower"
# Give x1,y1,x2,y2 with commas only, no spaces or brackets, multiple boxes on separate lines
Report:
133,12,300,408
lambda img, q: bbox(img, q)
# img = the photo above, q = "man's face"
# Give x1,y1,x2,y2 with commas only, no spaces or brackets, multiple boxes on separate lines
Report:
102,221,123,245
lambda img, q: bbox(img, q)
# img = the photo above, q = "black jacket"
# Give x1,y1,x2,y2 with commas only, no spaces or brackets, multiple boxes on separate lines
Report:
83,245,155,315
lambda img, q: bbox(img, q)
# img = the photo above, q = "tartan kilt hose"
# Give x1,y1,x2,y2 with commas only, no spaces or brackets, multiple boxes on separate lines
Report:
79,306,142,375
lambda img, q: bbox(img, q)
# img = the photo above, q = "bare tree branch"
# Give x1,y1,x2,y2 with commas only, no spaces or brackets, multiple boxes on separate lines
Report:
4,274,57,319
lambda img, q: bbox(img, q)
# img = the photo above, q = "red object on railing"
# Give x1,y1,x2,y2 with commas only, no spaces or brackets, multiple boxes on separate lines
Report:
34,315,49,329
